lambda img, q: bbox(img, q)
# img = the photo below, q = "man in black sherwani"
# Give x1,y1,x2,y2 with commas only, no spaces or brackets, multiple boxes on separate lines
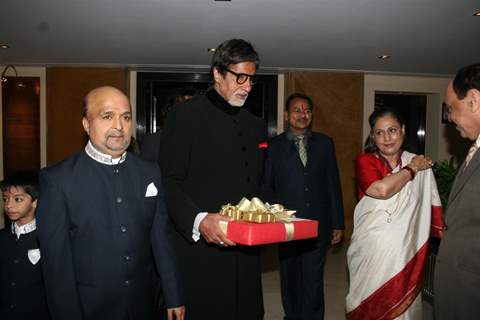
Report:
36,86,185,320
160,39,266,320
263,93,345,320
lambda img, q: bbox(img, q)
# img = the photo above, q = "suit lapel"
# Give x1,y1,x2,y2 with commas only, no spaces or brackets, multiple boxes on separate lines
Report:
448,151,480,205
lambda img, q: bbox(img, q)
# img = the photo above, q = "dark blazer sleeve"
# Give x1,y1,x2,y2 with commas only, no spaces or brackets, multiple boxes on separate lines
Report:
140,132,162,163
325,138,345,230
159,105,200,242
261,139,279,204
150,167,184,308
36,169,83,320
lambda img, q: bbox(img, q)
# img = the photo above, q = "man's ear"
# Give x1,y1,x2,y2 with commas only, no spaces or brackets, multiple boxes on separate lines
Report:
469,89,480,113
32,199,37,209
82,117,90,134
212,68,222,83
284,110,289,122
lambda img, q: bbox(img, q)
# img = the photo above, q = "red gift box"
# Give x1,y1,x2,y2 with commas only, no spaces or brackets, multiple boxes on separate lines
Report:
220,218,318,246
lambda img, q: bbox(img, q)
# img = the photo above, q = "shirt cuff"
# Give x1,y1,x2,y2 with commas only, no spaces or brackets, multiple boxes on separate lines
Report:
192,212,208,242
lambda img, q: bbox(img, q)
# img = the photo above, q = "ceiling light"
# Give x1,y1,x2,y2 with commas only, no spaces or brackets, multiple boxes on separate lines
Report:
378,55,391,60
207,48,216,52
0,43,9,49
473,10,480,16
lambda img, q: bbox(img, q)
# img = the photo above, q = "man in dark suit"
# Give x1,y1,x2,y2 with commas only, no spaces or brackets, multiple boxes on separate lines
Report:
140,87,198,165
263,93,344,320
160,39,265,320
434,63,480,319
36,86,184,320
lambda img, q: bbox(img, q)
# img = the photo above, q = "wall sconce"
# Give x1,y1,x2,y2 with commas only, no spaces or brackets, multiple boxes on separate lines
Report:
1,65,25,88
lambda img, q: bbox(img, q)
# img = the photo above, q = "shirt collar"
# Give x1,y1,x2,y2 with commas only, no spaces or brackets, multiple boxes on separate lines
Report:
85,141,127,165
286,128,312,141
11,218,36,239
475,135,480,148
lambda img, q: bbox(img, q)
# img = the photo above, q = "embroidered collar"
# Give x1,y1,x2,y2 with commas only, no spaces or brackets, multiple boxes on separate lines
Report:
11,218,36,239
206,89,242,116
85,141,126,165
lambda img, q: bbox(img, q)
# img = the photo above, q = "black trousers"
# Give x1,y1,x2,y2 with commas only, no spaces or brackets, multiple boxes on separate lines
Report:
278,237,329,320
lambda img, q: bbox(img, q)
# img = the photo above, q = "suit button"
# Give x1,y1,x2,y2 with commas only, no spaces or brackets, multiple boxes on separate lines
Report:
11,281,16,286
304,172,308,176
10,304,16,309
125,280,130,285
247,177,251,183
125,255,130,261
244,161,249,167
13,259,19,264
120,226,127,233
238,131,243,137
116,197,122,203
305,187,309,191
114,168,119,174
306,203,310,207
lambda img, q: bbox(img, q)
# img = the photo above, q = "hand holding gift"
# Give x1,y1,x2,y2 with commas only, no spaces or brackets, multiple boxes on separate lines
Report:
199,213,236,247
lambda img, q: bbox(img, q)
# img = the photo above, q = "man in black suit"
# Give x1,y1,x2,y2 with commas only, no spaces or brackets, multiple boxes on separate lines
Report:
36,86,184,320
263,93,344,320
160,39,265,319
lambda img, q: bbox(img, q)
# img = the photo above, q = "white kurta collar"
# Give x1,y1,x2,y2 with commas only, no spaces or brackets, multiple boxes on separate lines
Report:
11,218,36,239
85,141,126,165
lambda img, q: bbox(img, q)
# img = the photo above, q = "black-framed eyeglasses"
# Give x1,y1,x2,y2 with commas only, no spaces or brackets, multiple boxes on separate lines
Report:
224,68,257,85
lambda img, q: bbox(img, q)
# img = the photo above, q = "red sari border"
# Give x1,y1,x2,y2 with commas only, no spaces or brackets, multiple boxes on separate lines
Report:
347,241,429,320
430,205,445,238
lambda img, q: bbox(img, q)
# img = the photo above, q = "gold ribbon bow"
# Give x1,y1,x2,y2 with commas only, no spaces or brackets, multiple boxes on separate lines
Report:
219,197,296,223
219,197,297,241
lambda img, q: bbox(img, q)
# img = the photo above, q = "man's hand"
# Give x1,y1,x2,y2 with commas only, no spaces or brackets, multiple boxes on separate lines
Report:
331,229,344,245
167,306,185,320
199,213,236,246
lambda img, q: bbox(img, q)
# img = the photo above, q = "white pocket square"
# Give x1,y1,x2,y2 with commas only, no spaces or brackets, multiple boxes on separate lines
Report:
28,248,41,265
145,182,158,197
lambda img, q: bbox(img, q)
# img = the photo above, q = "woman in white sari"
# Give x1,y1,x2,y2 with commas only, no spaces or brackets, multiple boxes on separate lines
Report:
346,108,444,320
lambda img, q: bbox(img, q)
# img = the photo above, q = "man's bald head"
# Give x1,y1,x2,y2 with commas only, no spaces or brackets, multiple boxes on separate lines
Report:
81,86,133,157
83,86,130,118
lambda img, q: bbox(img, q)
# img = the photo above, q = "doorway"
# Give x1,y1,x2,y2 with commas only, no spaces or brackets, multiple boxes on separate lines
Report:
1,76,41,177
136,72,278,143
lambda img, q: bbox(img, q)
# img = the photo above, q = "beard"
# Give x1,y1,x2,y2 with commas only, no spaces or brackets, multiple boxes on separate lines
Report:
228,92,248,107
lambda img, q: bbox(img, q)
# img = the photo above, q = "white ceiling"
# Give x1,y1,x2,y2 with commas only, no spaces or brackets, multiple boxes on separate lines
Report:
0,0,479,76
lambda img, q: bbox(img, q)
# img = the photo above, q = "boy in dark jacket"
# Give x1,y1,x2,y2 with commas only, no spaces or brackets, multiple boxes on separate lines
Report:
0,171,50,320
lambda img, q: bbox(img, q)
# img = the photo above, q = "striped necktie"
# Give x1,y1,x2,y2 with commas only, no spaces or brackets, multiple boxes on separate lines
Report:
464,142,479,169
296,135,307,167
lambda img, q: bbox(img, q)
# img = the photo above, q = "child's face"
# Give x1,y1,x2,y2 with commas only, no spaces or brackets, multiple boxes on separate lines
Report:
2,186,37,226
